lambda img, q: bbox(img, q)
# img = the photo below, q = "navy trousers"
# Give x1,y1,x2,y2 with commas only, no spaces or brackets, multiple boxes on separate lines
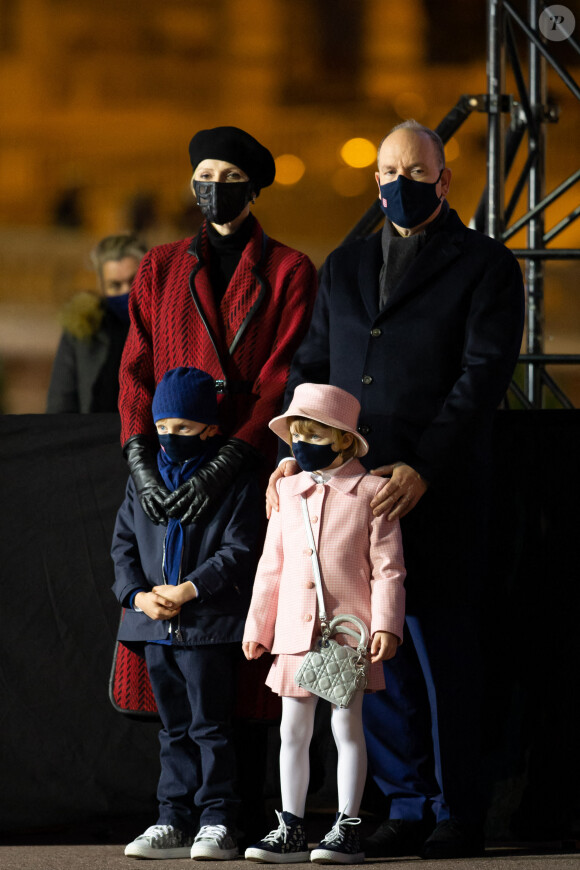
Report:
362,606,484,825
144,642,240,833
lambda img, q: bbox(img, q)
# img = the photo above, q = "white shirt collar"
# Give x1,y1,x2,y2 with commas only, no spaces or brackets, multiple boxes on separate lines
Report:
309,457,354,485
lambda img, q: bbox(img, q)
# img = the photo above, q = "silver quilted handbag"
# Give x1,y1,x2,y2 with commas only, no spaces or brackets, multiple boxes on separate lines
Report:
295,614,369,708
294,496,370,708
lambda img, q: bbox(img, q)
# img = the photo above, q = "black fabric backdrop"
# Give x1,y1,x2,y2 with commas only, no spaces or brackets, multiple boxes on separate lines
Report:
0,411,578,839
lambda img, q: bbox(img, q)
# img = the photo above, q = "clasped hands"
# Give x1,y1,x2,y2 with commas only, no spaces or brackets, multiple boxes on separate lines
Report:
134,582,196,621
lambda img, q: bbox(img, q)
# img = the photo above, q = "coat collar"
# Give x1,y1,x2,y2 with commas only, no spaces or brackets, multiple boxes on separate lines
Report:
357,208,467,321
282,458,368,498
186,218,269,368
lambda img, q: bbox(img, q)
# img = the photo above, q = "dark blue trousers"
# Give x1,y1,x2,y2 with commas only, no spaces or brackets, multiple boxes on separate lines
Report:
362,606,484,825
144,642,239,833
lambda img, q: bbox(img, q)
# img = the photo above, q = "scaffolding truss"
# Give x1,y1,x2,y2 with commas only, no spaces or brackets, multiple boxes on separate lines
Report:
341,0,580,409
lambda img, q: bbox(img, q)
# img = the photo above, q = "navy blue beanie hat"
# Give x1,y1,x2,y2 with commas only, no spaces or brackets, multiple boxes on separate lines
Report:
188,126,276,193
152,367,219,425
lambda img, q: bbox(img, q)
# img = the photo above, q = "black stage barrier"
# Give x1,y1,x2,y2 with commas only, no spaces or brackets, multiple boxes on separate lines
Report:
0,411,578,840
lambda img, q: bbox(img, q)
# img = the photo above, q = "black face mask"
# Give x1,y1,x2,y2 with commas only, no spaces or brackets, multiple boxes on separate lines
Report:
158,430,208,464
292,439,338,473
193,180,253,224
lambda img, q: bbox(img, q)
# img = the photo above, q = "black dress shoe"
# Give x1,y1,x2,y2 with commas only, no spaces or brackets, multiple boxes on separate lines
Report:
363,818,434,858
421,818,484,860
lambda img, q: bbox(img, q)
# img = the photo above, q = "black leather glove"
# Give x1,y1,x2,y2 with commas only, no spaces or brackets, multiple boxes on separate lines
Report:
164,437,262,525
123,435,171,525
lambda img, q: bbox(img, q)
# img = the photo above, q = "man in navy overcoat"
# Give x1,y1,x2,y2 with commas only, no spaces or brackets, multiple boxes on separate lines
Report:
270,121,525,859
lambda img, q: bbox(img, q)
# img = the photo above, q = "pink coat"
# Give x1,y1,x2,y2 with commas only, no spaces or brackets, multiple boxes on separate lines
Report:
243,460,406,655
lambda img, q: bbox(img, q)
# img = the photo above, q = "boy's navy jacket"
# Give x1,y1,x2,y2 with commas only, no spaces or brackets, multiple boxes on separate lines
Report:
111,469,263,645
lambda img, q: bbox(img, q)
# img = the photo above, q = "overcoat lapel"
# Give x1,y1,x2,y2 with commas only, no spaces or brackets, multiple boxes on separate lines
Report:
357,232,383,322
221,228,268,355
188,222,267,365
188,229,228,367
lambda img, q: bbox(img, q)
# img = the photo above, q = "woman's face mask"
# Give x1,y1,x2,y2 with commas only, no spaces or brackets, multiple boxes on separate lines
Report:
192,180,253,225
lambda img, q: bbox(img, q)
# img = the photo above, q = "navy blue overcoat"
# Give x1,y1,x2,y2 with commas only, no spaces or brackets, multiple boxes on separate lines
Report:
287,209,525,609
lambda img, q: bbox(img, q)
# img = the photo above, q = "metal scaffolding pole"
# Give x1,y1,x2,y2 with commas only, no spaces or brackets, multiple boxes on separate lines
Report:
525,0,547,406
486,0,506,240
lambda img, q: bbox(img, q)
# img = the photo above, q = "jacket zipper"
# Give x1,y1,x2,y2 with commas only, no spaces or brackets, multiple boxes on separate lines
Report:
162,530,185,644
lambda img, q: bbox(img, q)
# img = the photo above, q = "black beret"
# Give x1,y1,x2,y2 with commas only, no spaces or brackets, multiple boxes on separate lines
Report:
188,126,276,192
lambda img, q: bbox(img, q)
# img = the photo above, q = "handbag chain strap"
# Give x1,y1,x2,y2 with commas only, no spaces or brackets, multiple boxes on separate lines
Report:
300,494,329,632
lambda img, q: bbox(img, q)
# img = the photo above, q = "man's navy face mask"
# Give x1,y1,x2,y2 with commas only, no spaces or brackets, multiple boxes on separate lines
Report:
193,180,253,224
158,429,208,464
105,292,130,326
292,439,338,473
379,169,444,229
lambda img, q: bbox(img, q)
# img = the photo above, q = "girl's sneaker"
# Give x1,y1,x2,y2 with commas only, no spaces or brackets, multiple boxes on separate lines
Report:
245,810,310,863
310,813,364,864
124,824,194,859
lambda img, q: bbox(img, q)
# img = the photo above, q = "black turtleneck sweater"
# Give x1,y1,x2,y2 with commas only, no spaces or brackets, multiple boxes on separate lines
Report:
379,200,450,309
206,214,255,305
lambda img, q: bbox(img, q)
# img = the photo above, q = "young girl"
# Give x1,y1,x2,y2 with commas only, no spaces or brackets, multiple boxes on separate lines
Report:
243,383,406,864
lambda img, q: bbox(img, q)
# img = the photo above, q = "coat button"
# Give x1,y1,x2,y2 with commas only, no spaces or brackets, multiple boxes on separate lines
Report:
371,328,382,337
304,614,312,622
316,484,324,493
362,375,373,385
306,581,315,589
304,548,313,556
311,515,318,523
359,424,371,436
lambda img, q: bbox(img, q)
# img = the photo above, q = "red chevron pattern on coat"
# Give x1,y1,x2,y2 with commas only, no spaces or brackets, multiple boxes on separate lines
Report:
119,219,317,465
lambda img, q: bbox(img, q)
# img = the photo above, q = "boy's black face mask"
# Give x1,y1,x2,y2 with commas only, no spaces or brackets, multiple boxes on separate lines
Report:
158,430,208,464
193,180,253,224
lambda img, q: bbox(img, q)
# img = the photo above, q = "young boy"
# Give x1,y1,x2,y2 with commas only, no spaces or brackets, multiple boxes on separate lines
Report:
111,366,262,860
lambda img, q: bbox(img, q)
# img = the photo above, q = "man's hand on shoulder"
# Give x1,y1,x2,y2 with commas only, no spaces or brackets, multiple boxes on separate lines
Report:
265,458,299,518
370,462,427,520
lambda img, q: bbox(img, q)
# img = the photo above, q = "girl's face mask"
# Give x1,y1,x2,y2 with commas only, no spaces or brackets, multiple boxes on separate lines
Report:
291,439,338,473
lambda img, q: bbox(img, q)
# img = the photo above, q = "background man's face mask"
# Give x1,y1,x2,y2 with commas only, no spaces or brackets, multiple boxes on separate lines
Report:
193,180,253,224
379,169,443,229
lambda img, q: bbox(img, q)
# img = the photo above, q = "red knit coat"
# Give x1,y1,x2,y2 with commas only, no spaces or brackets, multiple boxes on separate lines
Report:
119,219,318,466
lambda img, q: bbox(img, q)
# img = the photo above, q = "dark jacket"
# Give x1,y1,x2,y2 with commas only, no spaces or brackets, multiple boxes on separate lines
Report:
111,468,263,645
287,209,525,608
47,294,128,413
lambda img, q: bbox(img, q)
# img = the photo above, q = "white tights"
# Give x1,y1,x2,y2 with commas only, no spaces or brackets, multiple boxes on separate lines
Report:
279,693,367,819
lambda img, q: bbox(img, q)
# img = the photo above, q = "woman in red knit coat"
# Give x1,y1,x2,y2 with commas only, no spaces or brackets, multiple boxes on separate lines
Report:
119,126,318,527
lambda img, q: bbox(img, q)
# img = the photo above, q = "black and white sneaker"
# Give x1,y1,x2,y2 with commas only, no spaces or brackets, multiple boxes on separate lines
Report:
245,810,310,863
310,813,364,864
190,824,238,860
124,824,194,859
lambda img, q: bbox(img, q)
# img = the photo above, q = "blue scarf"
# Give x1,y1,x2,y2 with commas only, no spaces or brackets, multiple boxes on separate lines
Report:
157,443,217,585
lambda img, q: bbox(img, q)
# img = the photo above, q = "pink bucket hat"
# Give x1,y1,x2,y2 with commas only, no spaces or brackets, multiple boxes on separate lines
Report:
269,383,369,457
